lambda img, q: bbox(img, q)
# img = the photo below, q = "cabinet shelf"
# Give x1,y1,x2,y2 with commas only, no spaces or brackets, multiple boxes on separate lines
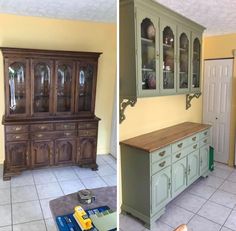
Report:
141,37,154,44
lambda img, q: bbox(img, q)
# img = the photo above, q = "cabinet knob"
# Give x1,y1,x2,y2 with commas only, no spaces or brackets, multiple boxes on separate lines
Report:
65,132,71,136
176,153,181,158
192,137,196,141
159,151,166,157
15,126,22,131
193,144,197,149
177,143,183,148
159,161,166,167
188,166,191,175
37,134,43,138
15,135,21,139
204,131,208,136
204,139,207,143
40,126,46,130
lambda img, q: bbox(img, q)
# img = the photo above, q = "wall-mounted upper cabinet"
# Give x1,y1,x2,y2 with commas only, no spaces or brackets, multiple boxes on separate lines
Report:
120,0,205,100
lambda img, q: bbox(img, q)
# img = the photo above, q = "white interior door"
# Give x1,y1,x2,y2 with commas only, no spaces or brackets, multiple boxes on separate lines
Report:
203,59,233,164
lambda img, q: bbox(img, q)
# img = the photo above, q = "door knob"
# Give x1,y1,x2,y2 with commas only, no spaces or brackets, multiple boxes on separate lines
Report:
216,117,218,120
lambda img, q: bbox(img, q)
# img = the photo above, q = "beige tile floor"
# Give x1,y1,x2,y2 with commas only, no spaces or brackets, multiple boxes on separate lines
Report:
120,162,236,231
0,154,116,231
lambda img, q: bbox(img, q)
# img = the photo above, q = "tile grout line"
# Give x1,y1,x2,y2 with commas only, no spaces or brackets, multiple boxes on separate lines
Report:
10,178,13,231
186,169,234,229
32,171,48,231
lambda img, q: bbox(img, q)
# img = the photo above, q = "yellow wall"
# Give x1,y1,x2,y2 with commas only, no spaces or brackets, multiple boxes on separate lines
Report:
120,95,203,141
0,14,117,163
204,33,236,166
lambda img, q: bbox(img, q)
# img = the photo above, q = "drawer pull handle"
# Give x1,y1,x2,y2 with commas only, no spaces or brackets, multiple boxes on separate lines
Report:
159,161,166,167
168,178,171,189
65,132,71,136
15,126,22,131
192,137,196,141
159,151,166,157
37,134,43,138
15,135,21,139
176,153,181,158
204,131,208,136
193,144,197,149
40,126,46,130
204,139,207,143
177,143,183,148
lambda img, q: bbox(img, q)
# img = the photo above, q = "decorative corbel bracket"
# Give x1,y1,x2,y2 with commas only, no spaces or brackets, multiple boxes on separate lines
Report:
186,93,201,110
120,98,137,123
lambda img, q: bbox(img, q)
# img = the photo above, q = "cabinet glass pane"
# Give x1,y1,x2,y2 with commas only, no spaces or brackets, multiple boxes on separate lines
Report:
141,18,156,90
179,33,189,89
192,38,201,88
57,65,72,112
163,26,175,89
34,63,50,113
8,63,26,114
78,64,93,111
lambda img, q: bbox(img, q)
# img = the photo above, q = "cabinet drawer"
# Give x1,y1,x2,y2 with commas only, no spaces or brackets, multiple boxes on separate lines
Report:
55,123,76,130
199,137,209,148
30,124,53,131
172,148,188,163
79,129,97,137
31,132,55,140
6,125,28,133
78,122,97,129
151,146,171,163
185,142,199,154
200,129,209,139
186,134,199,146
6,133,28,141
152,156,171,175
59,131,77,138
172,138,189,153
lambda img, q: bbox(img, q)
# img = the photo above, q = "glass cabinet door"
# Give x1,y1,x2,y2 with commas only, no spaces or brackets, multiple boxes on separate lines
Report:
55,61,75,114
139,17,158,96
192,37,201,91
32,60,52,115
7,61,28,116
76,62,96,114
178,32,190,92
162,26,176,92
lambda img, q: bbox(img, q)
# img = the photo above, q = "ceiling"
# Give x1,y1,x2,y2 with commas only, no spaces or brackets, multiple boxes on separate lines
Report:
155,0,236,36
0,0,116,23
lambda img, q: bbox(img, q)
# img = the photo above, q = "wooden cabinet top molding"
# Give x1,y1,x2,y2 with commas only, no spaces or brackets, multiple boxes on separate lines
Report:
120,122,211,152
1,47,102,59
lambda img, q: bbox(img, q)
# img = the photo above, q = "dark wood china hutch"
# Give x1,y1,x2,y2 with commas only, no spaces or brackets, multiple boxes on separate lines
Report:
1,47,101,180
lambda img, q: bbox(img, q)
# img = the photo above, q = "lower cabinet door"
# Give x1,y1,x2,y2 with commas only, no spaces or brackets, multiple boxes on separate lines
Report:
152,166,171,214
78,137,97,164
200,145,209,175
187,150,200,185
172,157,187,198
31,140,54,168
55,139,76,165
6,141,29,171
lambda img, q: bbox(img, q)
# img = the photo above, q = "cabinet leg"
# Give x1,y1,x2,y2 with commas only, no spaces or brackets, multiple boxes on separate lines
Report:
91,164,98,171
3,175,11,181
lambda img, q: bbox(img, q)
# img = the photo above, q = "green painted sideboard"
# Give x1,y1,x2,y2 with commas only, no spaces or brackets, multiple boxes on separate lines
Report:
120,122,211,229
120,0,205,100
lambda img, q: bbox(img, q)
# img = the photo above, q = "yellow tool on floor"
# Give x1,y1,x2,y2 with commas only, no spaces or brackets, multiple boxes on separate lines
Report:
73,206,92,230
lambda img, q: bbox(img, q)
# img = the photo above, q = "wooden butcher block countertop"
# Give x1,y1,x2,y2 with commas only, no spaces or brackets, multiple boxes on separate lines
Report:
120,122,211,152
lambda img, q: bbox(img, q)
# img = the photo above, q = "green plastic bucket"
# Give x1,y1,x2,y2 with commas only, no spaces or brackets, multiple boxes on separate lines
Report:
209,146,214,171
